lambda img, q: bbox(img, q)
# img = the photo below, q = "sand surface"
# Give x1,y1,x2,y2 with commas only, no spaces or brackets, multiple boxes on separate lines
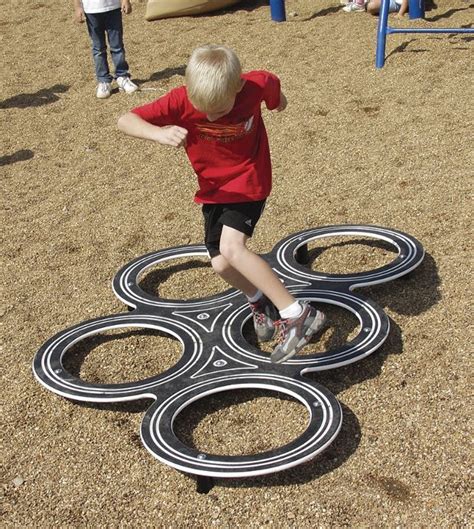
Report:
1,0,473,527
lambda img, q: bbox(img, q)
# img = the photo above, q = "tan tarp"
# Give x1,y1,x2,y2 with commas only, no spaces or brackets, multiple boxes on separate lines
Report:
145,0,241,20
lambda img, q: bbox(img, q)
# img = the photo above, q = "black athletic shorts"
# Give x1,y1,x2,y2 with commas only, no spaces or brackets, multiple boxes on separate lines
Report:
202,200,266,258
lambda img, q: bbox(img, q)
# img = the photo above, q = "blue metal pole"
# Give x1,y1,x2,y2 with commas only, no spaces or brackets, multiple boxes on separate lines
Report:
375,0,391,68
270,0,286,22
408,0,425,20
388,27,474,34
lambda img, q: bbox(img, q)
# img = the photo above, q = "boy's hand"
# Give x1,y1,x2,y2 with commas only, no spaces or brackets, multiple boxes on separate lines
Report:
156,126,188,148
74,6,85,23
122,0,132,14
275,91,288,112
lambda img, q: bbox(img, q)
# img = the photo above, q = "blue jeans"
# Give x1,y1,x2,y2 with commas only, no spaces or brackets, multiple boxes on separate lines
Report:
85,8,130,83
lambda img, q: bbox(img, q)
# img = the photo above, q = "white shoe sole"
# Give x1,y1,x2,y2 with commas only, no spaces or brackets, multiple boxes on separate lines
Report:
118,85,138,94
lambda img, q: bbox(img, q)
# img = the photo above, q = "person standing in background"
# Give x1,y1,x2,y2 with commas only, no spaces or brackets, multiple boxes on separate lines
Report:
74,0,138,98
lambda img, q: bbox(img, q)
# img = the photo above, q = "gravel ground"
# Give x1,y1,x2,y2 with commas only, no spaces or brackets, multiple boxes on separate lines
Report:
1,0,473,527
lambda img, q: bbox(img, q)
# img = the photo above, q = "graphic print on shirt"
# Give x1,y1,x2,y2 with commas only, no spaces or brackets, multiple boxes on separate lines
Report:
196,116,254,143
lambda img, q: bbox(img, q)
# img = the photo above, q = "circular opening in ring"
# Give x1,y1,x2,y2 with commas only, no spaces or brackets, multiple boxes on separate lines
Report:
298,236,398,275
63,326,183,384
138,256,229,300
243,301,361,357
173,388,309,457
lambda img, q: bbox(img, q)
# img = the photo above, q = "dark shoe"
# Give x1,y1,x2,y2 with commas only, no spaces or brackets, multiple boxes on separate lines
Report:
249,295,278,342
271,303,326,363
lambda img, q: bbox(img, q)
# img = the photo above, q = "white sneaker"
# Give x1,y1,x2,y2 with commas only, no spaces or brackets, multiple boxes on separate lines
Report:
342,2,365,11
116,76,138,94
96,82,111,99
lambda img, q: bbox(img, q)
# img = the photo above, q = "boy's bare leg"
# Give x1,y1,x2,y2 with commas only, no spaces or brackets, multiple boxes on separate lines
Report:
216,225,295,311
211,252,281,342
214,226,327,362
211,254,259,297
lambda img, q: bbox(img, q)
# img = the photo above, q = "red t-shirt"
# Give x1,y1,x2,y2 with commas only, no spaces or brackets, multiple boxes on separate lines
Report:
131,70,281,204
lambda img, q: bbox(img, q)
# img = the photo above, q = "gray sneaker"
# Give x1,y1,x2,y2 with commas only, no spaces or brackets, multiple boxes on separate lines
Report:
249,295,278,342
271,303,326,364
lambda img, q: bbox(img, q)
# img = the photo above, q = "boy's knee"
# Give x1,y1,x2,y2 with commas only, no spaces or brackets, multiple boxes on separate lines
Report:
211,254,231,276
366,2,378,14
219,240,245,263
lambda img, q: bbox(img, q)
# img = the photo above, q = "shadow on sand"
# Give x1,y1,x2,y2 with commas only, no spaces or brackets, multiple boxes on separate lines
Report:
0,84,69,109
0,149,34,166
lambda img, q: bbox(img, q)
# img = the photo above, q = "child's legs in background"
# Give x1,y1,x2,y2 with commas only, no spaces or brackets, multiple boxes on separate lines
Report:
104,8,130,78
367,0,398,14
85,12,112,83
366,0,379,13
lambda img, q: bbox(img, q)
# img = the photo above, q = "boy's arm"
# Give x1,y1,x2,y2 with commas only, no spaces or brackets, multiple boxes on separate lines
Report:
275,90,287,112
117,112,188,148
396,0,408,17
73,0,84,23
263,72,287,112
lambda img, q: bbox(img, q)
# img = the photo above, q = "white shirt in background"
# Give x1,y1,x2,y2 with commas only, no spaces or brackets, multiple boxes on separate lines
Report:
81,0,121,14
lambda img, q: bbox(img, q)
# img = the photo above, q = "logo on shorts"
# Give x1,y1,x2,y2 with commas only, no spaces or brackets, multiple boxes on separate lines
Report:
245,219,252,226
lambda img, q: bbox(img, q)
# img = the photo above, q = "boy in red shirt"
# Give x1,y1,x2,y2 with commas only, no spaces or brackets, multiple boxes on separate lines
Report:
117,45,326,363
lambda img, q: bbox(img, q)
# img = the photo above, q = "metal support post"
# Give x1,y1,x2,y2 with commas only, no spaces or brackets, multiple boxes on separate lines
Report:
270,0,286,22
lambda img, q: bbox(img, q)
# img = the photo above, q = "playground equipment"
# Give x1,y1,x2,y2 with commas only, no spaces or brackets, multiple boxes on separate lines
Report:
145,0,240,20
270,0,286,21
376,0,474,68
145,0,284,21
33,225,424,491
269,0,473,67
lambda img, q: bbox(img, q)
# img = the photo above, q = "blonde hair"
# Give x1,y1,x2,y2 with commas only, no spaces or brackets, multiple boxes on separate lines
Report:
185,45,242,113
